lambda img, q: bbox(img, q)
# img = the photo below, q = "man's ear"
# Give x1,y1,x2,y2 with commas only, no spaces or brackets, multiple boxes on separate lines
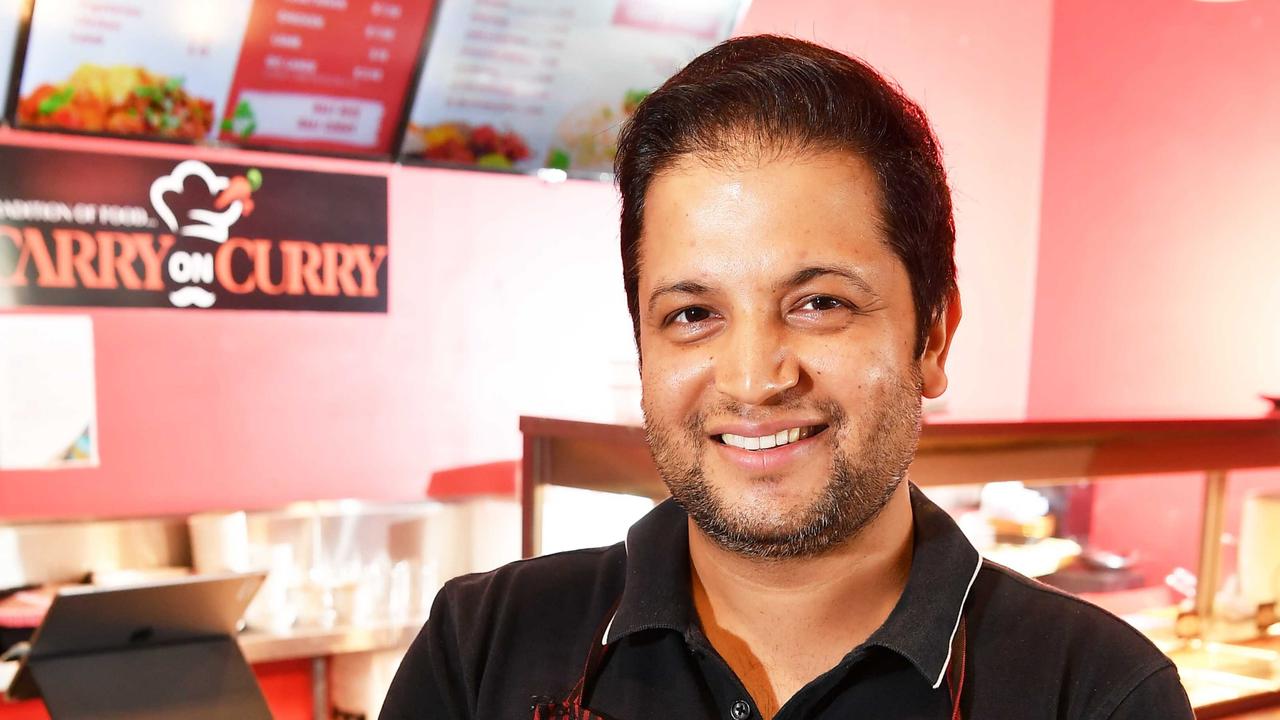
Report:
920,289,961,399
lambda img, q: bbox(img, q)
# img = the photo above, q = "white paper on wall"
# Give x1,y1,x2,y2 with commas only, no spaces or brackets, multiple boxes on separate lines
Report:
0,314,99,470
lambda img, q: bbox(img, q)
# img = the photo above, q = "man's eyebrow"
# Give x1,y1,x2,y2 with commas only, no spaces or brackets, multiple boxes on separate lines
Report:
781,265,879,296
646,267,880,314
647,280,713,315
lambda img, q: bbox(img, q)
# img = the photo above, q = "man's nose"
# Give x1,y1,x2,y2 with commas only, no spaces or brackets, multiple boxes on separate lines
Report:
713,317,799,405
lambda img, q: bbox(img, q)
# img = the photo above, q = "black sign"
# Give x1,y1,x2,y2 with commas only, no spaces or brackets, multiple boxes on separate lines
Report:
0,145,388,312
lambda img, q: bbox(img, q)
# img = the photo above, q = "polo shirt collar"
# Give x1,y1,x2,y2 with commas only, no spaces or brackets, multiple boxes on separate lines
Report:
604,497,692,643
603,484,983,689
867,484,982,688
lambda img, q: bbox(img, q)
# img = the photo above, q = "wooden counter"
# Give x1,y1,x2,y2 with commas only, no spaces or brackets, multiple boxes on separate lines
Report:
520,415,1280,503
238,621,422,665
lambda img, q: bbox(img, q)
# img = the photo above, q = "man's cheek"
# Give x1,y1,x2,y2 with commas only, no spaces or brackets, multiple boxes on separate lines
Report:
832,345,899,388
643,356,705,405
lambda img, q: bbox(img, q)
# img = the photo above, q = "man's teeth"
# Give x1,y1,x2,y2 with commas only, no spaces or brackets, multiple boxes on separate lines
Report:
720,426,817,451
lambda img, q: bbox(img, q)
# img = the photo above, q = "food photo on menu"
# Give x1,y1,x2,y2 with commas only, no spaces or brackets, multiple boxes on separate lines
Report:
17,64,216,140
13,0,255,142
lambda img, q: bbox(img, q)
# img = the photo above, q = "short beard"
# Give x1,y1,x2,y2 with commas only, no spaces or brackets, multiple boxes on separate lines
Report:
643,366,923,561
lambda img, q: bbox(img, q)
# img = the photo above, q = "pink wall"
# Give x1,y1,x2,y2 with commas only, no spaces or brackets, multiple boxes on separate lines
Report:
1028,0,1280,584
0,0,1056,520
740,0,1054,420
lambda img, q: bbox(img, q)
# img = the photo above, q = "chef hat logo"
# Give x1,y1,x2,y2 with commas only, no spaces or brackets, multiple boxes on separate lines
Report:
149,160,263,308
149,160,262,243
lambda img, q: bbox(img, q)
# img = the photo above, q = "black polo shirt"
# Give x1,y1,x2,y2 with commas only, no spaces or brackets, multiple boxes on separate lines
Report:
380,485,1193,719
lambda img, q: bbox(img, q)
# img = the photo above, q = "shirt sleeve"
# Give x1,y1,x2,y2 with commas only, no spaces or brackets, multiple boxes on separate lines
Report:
378,584,473,720
1102,664,1194,720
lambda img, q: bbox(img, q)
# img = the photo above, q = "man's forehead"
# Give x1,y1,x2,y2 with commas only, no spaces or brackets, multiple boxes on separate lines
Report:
640,150,884,237
637,158,890,286
649,146,881,192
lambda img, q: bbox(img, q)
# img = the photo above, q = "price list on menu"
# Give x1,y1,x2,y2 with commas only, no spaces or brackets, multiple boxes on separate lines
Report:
442,1,575,118
400,0,745,175
219,0,435,154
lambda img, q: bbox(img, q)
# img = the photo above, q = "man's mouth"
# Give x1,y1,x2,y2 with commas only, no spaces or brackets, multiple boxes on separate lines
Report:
713,424,828,451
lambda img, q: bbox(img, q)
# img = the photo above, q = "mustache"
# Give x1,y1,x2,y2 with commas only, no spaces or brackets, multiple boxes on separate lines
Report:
670,365,924,438
681,397,849,435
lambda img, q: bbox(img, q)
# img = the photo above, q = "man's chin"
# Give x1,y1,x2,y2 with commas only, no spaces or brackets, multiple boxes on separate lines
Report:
695,481,824,531
705,470,825,508
684,499,835,560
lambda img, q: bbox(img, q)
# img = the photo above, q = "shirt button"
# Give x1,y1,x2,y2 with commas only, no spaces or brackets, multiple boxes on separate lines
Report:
730,699,751,720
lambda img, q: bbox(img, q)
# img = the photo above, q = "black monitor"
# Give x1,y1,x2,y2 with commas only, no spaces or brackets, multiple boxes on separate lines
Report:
7,572,270,720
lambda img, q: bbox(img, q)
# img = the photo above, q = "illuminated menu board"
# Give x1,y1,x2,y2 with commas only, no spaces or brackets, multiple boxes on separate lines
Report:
399,0,748,176
14,0,433,155
0,0,24,120
218,0,434,154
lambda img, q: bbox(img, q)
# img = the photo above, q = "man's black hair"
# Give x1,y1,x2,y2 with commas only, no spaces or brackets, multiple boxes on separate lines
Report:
614,34,956,357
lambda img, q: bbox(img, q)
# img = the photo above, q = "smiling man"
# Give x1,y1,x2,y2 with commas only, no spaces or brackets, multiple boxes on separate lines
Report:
381,36,1193,720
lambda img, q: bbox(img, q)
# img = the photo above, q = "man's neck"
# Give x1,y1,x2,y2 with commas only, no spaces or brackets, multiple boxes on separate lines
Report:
688,482,915,718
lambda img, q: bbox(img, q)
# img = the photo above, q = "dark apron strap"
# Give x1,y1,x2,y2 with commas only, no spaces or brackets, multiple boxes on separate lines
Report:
945,617,968,720
531,598,620,720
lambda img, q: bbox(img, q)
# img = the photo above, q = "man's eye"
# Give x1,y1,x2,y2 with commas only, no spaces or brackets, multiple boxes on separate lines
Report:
671,307,714,324
799,295,848,312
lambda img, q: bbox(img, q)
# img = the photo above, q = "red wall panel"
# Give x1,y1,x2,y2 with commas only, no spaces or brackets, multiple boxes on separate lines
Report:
0,660,312,719
1029,0,1280,585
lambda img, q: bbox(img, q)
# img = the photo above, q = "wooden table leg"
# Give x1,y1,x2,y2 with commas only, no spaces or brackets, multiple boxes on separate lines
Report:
522,435,548,558
1196,469,1229,623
